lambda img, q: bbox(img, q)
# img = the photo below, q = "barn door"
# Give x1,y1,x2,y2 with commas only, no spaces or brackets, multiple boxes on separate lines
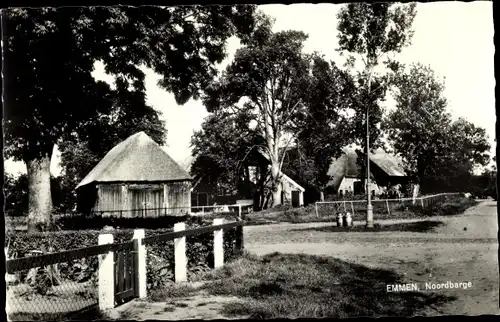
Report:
148,189,164,217
130,190,146,217
130,189,164,217
291,191,300,208
353,181,363,195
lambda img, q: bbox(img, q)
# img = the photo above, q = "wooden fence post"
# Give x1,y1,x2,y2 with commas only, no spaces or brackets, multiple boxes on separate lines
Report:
350,202,355,217
238,205,242,220
315,203,319,217
235,223,244,255
133,229,147,299
213,218,224,269
386,199,390,215
174,222,187,283
98,233,114,312
420,198,424,208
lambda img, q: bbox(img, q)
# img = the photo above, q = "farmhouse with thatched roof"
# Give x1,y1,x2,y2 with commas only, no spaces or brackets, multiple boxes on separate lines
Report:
327,147,409,196
76,131,192,217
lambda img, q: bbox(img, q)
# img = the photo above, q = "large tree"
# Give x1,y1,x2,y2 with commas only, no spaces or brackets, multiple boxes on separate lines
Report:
384,63,491,193
292,56,356,201
2,5,257,232
203,17,317,207
336,2,417,194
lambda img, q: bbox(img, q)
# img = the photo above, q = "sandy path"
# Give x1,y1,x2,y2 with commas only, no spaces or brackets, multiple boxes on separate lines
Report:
112,289,247,320
245,200,499,316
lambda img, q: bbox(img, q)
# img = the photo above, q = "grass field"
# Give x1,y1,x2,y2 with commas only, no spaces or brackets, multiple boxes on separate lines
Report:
196,252,454,318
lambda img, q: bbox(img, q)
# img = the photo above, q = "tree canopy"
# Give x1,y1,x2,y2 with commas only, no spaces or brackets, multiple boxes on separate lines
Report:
385,63,491,193
202,17,312,206
2,5,257,231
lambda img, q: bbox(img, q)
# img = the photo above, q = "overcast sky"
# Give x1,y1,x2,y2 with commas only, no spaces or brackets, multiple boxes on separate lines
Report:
4,1,495,177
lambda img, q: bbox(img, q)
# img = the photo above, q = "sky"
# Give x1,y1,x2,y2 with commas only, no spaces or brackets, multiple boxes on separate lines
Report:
4,1,495,177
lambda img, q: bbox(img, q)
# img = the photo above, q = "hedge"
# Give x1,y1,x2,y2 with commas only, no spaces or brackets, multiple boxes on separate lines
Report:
52,213,206,230
6,221,242,295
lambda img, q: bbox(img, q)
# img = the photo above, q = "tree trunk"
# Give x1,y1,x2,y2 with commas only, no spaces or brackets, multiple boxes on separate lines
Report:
26,153,53,233
270,161,282,207
319,190,325,202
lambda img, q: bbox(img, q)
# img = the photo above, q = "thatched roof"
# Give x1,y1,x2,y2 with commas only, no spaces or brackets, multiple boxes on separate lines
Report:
76,131,191,189
327,148,406,188
179,154,195,174
370,150,406,177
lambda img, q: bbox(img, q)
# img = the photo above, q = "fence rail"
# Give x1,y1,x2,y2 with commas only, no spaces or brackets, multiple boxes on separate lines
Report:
6,241,135,274
314,193,462,217
6,218,245,320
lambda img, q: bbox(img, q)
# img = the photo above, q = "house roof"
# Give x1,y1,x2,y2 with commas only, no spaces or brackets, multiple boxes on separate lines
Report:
281,173,306,192
256,148,306,192
327,148,406,188
370,150,406,177
179,154,195,174
76,131,191,189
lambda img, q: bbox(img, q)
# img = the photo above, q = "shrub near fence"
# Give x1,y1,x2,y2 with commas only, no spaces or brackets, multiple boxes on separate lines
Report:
6,204,247,231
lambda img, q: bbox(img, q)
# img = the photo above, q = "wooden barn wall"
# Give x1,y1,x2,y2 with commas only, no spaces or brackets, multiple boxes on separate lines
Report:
166,181,191,214
95,184,122,215
94,182,191,217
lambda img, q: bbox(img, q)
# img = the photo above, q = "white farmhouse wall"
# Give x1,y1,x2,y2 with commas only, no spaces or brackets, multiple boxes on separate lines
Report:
338,177,357,194
338,177,382,195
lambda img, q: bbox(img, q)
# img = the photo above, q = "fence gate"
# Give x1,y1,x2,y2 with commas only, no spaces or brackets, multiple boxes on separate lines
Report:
114,241,138,306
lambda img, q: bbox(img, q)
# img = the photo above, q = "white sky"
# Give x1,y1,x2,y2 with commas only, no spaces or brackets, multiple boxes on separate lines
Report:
4,1,495,177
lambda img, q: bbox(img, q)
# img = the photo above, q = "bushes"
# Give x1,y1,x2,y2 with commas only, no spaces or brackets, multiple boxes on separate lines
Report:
53,213,206,230
414,195,477,217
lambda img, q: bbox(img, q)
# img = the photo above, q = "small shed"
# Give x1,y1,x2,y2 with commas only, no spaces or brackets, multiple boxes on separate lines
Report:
76,131,192,217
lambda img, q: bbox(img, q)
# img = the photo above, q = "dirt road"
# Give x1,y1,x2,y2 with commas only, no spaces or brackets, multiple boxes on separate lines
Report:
245,200,499,316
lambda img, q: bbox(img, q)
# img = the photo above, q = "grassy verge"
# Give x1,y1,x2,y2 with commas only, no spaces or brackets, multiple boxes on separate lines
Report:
291,220,445,233
199,252,454,318
7,305,107,321
147,283,198,302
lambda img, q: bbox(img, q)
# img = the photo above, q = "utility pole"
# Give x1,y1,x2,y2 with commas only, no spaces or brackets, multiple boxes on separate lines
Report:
366,68,374,228
366,106,373,227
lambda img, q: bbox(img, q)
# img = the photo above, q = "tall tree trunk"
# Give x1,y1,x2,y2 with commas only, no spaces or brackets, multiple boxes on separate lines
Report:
270,161,282,207
319,190,325,202
26,152,53,233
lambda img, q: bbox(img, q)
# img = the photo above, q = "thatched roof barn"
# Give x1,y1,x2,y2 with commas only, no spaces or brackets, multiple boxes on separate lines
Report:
76,131,192,217
327,148,409,195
